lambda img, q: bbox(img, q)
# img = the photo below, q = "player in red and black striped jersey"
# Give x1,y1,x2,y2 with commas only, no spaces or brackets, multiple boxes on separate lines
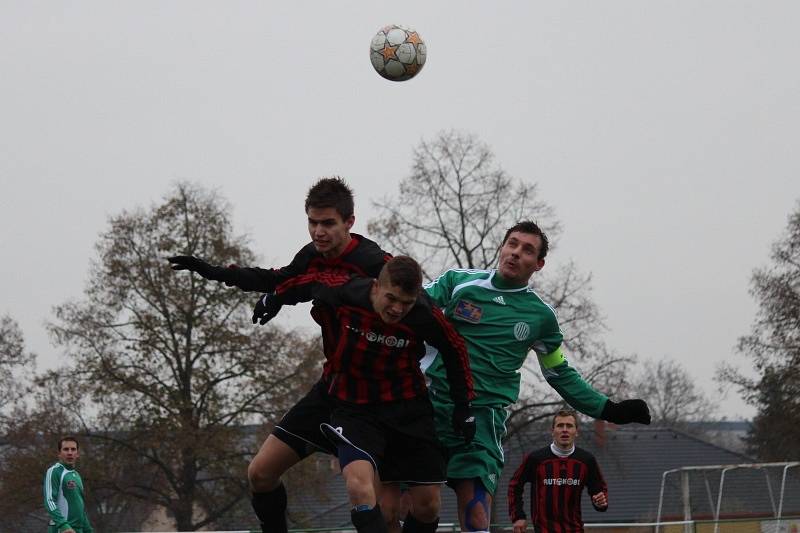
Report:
266,256,476,533
168,177,392,533
272,264,474,406
508,410,607,533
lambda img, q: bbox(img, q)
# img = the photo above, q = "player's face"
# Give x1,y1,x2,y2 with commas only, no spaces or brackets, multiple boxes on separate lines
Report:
307,207,355,258
497,231,545,285
58,441,80,466
552,416,578,449
370,280,417,324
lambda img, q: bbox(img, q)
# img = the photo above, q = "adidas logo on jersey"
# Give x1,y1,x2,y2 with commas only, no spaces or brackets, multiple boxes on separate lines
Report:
493,295,506,305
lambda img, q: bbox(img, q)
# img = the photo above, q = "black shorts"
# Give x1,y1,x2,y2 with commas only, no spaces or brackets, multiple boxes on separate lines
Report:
273,379,336,458
327,396,446,485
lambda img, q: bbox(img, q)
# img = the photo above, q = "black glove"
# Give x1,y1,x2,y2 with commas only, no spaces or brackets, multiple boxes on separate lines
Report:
252,293,282,325
168,256,220,280
601,399,651,425
452,403,476,444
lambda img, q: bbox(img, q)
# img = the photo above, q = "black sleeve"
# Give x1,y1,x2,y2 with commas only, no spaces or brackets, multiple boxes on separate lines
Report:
274,272,351,307
586,454,608,511
219,244,316,293
415,302,474,405
508,452,534,522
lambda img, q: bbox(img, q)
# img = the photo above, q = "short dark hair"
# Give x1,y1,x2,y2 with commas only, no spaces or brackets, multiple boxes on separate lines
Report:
378,256,422,295
58,436,79,451
502,220,549,260
305,177,354,220
552,409,579,429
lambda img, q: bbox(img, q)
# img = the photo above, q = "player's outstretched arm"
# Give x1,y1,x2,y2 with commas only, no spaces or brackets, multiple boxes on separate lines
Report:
167,255,278,292
600,398,651,425
539,350,609,419
167,255,300,293
168,255,227,280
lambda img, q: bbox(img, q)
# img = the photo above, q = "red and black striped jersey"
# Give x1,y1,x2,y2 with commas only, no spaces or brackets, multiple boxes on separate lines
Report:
508,445,607,533
275,274,475,405
224,233,391,293
223,234,391,376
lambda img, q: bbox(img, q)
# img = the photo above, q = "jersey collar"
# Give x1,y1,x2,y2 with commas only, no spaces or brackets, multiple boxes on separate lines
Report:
490,269,529,290
550,442,576,457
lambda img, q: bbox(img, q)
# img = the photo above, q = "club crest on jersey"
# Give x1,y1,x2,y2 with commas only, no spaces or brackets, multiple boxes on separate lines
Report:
66,480,77,489
513,322,530,341
454,300,482,323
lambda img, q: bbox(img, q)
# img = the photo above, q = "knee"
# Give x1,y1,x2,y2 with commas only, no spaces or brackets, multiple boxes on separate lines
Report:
380,495,402,525
247,457,281,492
345,472,376,505
410,488,441,522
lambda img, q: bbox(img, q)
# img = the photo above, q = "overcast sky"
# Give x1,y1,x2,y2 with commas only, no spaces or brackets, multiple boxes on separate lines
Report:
2,2,798,420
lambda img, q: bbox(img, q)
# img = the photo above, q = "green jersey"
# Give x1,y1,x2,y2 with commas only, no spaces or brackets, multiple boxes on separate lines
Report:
43,461,93,533
422,268,608,416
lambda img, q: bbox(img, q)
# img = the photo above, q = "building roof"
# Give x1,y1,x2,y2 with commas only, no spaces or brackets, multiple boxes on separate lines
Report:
286,422,800,529
503,422,800,524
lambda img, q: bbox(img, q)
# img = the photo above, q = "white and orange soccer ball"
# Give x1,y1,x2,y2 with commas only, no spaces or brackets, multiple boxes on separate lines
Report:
370,24,427,82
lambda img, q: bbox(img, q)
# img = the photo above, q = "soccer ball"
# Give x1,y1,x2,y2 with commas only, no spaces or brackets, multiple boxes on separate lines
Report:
370,24,427,82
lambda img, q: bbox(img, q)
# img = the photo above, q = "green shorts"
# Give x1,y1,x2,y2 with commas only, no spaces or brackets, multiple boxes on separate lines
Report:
431,397,508,495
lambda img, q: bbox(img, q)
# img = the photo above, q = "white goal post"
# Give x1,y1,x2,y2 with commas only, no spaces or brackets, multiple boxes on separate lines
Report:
655,461,800,533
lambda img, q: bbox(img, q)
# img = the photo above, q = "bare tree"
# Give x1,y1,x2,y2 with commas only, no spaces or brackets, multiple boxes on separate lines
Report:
47,182,321,530
368,129,560,280
0,314,35,426
630,357,715,427
719,200,800,460
369,130,632,438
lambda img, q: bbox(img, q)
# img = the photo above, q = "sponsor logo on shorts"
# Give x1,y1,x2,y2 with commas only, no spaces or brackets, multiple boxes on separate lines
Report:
345,325,411,348
454,300,482,323
543,477,582,486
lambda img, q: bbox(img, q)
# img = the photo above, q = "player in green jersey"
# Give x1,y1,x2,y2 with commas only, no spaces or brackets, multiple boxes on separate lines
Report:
381,221,649,532
43,436,94,533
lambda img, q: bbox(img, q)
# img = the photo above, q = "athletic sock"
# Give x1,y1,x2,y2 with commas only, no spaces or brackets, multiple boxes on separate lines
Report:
351,503,388,533
401,512,439,533
251,483,288,533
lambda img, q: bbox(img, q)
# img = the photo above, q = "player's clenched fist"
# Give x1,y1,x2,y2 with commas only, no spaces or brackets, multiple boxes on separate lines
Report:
591,491,608,509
